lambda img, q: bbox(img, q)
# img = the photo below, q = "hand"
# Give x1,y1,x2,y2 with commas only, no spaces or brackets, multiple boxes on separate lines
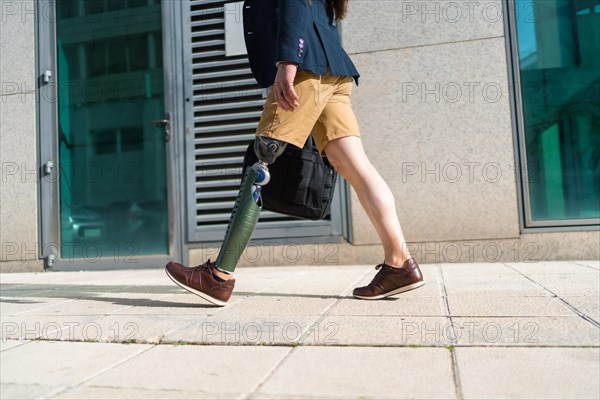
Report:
273,63,300,112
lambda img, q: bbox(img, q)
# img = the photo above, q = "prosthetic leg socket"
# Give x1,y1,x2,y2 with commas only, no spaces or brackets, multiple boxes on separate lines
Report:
215,166,263,272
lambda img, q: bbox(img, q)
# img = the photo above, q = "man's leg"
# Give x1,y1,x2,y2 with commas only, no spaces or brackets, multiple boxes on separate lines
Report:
164,136,289,306
212,137,288,278
165,69,322,305
323,136,411,267
323,136,424,300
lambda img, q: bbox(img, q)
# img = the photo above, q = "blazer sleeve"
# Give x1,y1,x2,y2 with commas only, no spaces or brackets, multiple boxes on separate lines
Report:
276,0,311,66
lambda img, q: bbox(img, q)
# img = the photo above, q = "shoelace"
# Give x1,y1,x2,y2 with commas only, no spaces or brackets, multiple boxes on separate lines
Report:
188,259,217,287
192,258,216,271
368,263,389,288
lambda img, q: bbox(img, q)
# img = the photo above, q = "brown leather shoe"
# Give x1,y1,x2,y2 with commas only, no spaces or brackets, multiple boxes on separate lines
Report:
165,259,235,306
353,258,425,300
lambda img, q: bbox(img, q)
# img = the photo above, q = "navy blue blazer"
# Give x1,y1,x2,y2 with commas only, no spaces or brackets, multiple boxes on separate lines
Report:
243,0,360,88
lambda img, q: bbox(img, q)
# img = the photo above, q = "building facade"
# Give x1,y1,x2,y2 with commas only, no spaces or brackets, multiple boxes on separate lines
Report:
0,0,598,272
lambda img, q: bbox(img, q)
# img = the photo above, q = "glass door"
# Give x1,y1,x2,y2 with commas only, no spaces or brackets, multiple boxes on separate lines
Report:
38,0,184,268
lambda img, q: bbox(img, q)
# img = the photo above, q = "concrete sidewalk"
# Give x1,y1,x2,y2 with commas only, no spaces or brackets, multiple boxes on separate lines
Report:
1,260,599,399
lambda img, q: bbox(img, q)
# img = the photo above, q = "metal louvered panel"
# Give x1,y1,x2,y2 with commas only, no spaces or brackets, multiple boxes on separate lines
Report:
185,0,342,243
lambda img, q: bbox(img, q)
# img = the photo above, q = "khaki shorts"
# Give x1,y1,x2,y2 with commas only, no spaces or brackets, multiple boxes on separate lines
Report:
255,68,361,157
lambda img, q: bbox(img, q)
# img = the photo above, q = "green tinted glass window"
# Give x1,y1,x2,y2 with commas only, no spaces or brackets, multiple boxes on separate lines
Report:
515,0,600,223
56,0,169,260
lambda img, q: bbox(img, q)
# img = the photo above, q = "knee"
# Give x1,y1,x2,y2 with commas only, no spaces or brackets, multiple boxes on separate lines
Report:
326,152,373,185
323,139,358,178
327,157,342,174
254,137,288,164
326,154,352,179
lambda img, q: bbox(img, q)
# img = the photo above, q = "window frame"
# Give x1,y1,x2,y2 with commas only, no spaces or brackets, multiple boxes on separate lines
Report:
503,0,600,231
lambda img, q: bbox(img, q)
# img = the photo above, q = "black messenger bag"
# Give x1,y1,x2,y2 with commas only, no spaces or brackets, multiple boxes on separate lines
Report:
242,137,338,220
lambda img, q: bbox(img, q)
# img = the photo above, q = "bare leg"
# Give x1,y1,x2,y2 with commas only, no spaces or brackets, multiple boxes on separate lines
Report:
323,136,411,268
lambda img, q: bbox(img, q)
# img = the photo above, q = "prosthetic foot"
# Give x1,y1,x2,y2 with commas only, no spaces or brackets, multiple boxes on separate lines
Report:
214,137,288,273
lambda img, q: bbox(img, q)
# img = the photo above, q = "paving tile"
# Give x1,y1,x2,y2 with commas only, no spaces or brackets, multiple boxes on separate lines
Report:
441,263,518,277
2,312,198,345
328,296,446,317
0,339,26,352
542,284,599,298
257,347,456,399
447,296,575,317
522,272,600,297
443,276,549,297
66,314,202,343
107,293,225,316
1,295,65,315
5,298,85,318
53,386,239,399
508,260,599,274
1,315,101,341
457,347,600,399
237,265,367,281
563,296,600,322
0,285,72,298
234,265,311,278
2,312,193,344
441,268,531,280
0,273,60,285
230,271,305,295
525,272,600,283
0,284,28,295
83,344,289,395
0,341,152,387
440,264,551,297
0,270,144,286
91,287,262,318
451,317,600,346
219,294,337,316
262,268,372,296
162,314,320,345
301,316,453,346
0,273,33,283
0,284,158,300
5,292,177,317
575,260,600,269
0,383,61,400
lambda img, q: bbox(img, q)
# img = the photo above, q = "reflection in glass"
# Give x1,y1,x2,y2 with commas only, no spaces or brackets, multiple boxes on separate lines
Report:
56,0,169,259
515,0,600,222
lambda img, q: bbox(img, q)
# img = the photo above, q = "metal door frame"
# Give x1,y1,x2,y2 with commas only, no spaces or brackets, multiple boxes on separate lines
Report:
183,0,348,245
36,0,189,270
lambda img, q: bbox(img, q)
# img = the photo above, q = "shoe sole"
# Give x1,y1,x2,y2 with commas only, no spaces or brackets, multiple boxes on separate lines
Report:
165,268,228,307
353,281,426,300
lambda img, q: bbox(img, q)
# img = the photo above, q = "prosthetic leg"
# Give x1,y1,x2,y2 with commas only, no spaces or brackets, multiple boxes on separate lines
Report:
214,137,288,273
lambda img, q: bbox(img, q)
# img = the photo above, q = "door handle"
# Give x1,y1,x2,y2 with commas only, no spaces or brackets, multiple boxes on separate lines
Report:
151,118,171,142
151,119,169,126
